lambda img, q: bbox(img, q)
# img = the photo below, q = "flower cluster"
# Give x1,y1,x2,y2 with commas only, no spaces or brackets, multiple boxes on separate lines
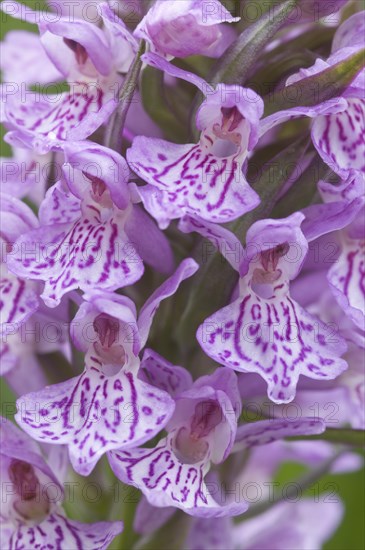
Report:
0,1,364,549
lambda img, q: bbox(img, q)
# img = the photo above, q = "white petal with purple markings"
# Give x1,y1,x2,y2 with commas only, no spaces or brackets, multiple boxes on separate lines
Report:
328,235,365,330
311,99,365,179
108,436,248,518
197,292,348,403
128,136,259,225
8,512,123,550
16,355,175,475
7,202,144,307
0,265,39,334
4,85,117,154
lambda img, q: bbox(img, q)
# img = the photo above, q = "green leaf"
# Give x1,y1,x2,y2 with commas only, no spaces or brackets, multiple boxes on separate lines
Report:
231,135,310,240
134,512,190,550
272,153,330,218
141,66,188,142
242,450,345,520
210,0,299,86
264,47,365,116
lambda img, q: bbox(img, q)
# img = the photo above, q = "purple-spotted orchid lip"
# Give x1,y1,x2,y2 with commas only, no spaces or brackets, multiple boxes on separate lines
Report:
107,370,245,517
196,214,348,404
127,55,263,227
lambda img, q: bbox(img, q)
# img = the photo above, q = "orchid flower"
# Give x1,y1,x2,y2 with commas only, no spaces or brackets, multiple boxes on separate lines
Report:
0,417,123,548
127,53,262,227
15,259,198,475
185,213,348,403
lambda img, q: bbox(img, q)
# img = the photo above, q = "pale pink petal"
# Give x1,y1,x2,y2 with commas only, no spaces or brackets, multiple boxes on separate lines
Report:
178,215,244,272
128,136,259,225
233,417,325,452
138,258,199,348
1,30,63,85
7,204,144,308
108,438,247,517
16,357,175,475
139,349,193,397
134,497,175,535
197,293,348,404
125,205,175,274
328,236,365,330
9,512,123,550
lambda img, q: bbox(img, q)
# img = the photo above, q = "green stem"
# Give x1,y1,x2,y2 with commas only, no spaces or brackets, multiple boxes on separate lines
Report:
241,450,345,520
210,0,299,86
289,428,365,448
264,47,365,116
104,41,146,152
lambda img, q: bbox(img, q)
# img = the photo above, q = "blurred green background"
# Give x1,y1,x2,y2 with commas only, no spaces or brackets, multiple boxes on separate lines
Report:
1,1,364,548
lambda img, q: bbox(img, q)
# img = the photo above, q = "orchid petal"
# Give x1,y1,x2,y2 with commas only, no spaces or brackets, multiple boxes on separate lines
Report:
99,2,138,73
63,141,130,210
311,99,365,179
139,349,193,397
197,293,348,404
141,53,212,93
127,136,259,225
1,193,38,242
231,499,344,550
39,19,112,78
186,516,232,550
332,11,365,52
328,236,365,330
170,370,239,463
196,84,263,144
4,87,117,154
260,97,347,138
233,417,325,452
178,215,244,273
1,30,63,85
301,198,364,242
136,1,239,59
16,357,175,475
138,258,199,348
9,512,123,550
125,205,175,274
0,266,39,334
108,439,248,518
318,173,365,204
7,203,144,308
241,213,307,279
39,181,81,226
71,291,138,355
132,183,185,230
134,497,175,535
0,417,63,493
